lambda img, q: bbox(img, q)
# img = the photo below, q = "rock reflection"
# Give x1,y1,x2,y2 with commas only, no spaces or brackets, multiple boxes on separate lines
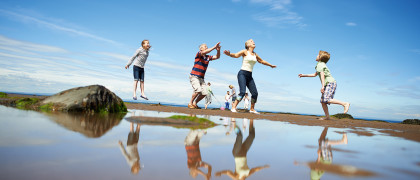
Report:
215,119,270,179
185,129,212,180
296,127,375,178
47,112,124,138
118,123,141,175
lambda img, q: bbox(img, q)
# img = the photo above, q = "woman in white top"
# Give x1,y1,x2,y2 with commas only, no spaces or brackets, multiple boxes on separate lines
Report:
224,39,276,114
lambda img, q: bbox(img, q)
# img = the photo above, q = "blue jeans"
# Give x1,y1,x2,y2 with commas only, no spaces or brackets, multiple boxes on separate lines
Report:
237,70,258,103
225,102,230,109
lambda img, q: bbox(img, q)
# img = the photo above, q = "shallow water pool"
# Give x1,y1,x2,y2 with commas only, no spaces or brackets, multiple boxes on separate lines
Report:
0,106,419,180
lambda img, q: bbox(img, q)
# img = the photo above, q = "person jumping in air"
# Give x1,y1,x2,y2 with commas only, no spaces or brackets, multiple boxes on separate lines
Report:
298,50,350,120
224,39,276,114
125,39,151,101
188,42,221,109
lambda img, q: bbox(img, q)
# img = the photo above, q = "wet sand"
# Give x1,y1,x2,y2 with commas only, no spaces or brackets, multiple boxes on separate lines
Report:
2,93,419,143
125,103,420,143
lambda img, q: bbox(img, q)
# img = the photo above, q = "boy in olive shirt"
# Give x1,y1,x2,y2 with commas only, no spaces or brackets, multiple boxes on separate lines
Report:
299,50,350,120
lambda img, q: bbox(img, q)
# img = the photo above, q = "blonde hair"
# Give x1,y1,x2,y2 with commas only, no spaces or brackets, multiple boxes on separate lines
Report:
319,50,330,63
245,39,253,49
199,43,207,49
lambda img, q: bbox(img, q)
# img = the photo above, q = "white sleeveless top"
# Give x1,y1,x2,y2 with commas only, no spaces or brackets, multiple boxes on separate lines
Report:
241,51,257,72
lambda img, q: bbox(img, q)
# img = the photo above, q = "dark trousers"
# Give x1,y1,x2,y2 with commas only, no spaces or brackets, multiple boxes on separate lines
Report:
237,70,258,103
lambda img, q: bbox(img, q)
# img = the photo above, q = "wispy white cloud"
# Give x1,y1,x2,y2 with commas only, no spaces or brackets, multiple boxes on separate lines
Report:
346,22,357,26
250,0,306,28
0,9,120,45
378,85,420,99
394,113,420,118
0,35,68,53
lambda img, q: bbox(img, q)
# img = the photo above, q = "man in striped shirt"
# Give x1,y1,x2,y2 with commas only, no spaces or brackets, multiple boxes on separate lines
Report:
188,42,221,109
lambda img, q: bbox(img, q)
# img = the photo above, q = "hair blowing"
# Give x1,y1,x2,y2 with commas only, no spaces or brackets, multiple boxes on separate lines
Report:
319,50,331,63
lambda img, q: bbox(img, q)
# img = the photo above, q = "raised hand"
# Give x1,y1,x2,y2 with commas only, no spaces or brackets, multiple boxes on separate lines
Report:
224,50,230,56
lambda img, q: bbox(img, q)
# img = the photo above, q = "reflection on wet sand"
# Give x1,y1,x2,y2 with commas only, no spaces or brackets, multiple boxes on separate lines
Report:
296,127,375,179
46,112,124,138
185,129,212,180
216,119,270,179
119,123,141,175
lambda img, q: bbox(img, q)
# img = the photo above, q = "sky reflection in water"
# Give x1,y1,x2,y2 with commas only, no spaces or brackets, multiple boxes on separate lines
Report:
0,106,419,180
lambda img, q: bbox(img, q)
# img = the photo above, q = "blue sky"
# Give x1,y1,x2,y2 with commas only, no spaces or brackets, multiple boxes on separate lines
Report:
0,0,419,121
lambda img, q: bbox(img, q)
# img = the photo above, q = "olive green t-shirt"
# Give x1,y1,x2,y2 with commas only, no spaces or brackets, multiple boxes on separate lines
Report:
316,61,336,86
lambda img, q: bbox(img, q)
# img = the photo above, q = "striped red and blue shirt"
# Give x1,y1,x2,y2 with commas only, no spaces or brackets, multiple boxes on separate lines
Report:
190,51,213,78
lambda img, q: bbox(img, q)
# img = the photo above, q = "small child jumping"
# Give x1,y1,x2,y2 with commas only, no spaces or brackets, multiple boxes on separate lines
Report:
298,50,350,120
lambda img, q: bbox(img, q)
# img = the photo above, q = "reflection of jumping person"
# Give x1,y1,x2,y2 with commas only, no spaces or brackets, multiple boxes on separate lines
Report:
189,42,221,109
215,119,269,179
185,129,212,180
298,50,350,120
118,123,141,174
310,127,348,179
224,39,276,114
205,82,213,109
125,40,151,101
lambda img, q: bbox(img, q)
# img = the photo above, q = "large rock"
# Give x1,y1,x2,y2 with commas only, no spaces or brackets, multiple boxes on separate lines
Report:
41,85,127,113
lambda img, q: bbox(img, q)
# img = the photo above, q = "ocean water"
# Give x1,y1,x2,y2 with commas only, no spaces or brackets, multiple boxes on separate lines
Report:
0,105,419,180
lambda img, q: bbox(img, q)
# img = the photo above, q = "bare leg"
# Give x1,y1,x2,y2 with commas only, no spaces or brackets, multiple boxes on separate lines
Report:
194,95,206,106
328,99,350,114
250,102,256,112
140,81,146,97
232,100,239,110
136,123,140,133
133,81,139,97
190,92,200,106
326,133,348,145
321,103,330,120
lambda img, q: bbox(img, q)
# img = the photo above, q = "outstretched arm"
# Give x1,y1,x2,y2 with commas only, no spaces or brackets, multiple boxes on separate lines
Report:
201,42,220,55
256,54,276,68
224,49,246,58
298,72,317,78
212,45,221,60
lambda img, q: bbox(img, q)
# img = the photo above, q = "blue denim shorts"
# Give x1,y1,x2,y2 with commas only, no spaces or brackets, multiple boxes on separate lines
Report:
133,65,144,81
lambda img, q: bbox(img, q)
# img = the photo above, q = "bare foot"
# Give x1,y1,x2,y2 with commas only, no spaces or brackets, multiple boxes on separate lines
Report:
318,117,330,120
344,103,350,114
